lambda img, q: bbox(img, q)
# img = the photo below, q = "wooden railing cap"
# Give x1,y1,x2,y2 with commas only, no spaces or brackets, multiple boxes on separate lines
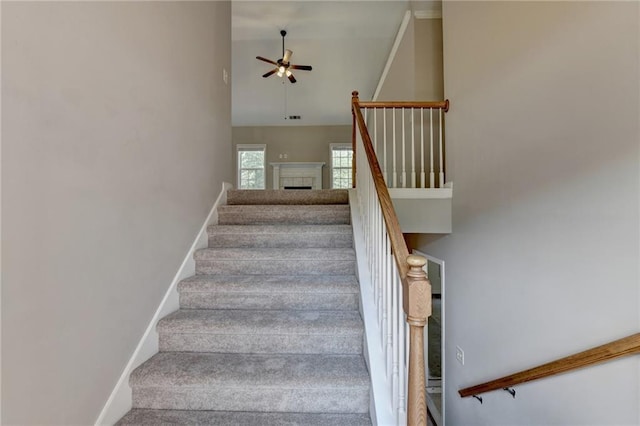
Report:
407,254,427,268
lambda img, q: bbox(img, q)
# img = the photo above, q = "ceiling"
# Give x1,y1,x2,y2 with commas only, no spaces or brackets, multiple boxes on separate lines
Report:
231,1,413,127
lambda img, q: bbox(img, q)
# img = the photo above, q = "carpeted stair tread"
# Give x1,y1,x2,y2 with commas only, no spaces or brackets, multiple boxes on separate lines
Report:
178,274,359,293
157,310,364,353
208,224,352,235
195,263,354,276
207,224,353,248
227,189,349,205
178,275,359,310
158,309,363,335
130,352,369,388
194,247,355,261
218,205,350,225
116,409,371,425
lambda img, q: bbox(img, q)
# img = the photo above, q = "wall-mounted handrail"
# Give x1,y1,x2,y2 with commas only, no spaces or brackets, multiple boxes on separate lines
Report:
459,332,640,398
351,90,432,426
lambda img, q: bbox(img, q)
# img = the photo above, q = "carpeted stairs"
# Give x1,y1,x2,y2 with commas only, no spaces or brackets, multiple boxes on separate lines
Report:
116,189,372,425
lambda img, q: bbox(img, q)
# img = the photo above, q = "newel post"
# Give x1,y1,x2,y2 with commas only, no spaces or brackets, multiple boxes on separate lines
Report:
351,91,359,188
404,254,432,426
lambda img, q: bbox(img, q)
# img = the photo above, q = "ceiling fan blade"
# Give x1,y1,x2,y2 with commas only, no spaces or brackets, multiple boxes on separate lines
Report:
262,69,277,78
290,65,312,71
256,56,277,65
282,49,293,64
288,73,297,84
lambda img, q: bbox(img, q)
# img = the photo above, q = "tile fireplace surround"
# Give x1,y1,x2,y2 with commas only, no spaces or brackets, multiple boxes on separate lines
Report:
270,162,325,190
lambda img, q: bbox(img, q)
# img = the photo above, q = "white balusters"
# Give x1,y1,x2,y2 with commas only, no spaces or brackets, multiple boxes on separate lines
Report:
420,108,425,188
353,120,431,425
392,108,397,188
439,108,444,188
359,104,445,189
401,110,406,188
411,108,416,188
391,262,400,408
373,109,377,158
383,108,388,184
398,283,407,418
430,108,435,189
352,94,439,425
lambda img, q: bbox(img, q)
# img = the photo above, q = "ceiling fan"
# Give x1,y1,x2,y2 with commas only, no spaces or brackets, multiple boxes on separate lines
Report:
256,30,312,84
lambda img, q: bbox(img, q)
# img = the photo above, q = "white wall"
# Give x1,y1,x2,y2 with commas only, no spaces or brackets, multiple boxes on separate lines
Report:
409,2,640,425
1,2,231,424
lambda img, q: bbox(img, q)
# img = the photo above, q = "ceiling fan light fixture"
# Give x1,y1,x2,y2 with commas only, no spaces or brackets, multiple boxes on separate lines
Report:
283,49,293,64
256,30,312,84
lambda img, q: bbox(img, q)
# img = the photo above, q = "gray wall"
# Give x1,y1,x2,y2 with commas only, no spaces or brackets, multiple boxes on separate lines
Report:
376,16,444,101
377,17,416,101
232,125,351,189
408,2,639,424
1,2,231,424
415,18,444,100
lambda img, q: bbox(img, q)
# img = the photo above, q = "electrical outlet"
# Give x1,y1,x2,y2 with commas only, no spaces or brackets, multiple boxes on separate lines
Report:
456,346,465,365
223,68,228,85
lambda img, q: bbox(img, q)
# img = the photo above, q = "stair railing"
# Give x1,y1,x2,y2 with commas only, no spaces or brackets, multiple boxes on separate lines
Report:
351,91,433,426
459,332,640,400
353,96,449,189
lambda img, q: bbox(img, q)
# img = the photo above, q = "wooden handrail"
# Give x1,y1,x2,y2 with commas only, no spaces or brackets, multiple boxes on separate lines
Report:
459,332,640,398
352,90,432,426
358,100,449,111
352,91,410,278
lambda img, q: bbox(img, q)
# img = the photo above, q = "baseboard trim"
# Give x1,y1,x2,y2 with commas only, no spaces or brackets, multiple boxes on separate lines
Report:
94,181,232,426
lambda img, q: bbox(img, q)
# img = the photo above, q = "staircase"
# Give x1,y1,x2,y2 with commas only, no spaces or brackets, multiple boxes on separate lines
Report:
117,189,372,425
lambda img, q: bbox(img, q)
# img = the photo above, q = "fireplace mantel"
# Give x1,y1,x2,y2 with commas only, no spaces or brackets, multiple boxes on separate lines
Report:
270,162,325,190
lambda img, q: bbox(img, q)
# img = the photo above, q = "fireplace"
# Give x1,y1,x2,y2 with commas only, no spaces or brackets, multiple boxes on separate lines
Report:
270,162,325,190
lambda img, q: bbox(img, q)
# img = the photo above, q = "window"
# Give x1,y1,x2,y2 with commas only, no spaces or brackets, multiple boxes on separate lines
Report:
237,144,266,189
330,143,353,189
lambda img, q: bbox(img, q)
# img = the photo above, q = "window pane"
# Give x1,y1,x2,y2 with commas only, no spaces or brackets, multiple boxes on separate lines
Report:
240,151,264,169
238,147,265,189
331,146,353,189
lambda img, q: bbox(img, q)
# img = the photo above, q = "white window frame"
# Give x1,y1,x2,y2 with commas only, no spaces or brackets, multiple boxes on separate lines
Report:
330,143,353,189
237,144,266,190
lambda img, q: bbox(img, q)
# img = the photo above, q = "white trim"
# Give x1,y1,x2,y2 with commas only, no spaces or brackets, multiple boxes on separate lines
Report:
372,10,412,102
414,10,442,20
413,249,445,426
349,190,395,426
388,187,452,199
0,2,3,418
94,181,233,426
237,144,266,190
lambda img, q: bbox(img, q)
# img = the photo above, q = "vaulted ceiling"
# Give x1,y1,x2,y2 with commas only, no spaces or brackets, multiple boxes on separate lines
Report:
231,1,413,127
